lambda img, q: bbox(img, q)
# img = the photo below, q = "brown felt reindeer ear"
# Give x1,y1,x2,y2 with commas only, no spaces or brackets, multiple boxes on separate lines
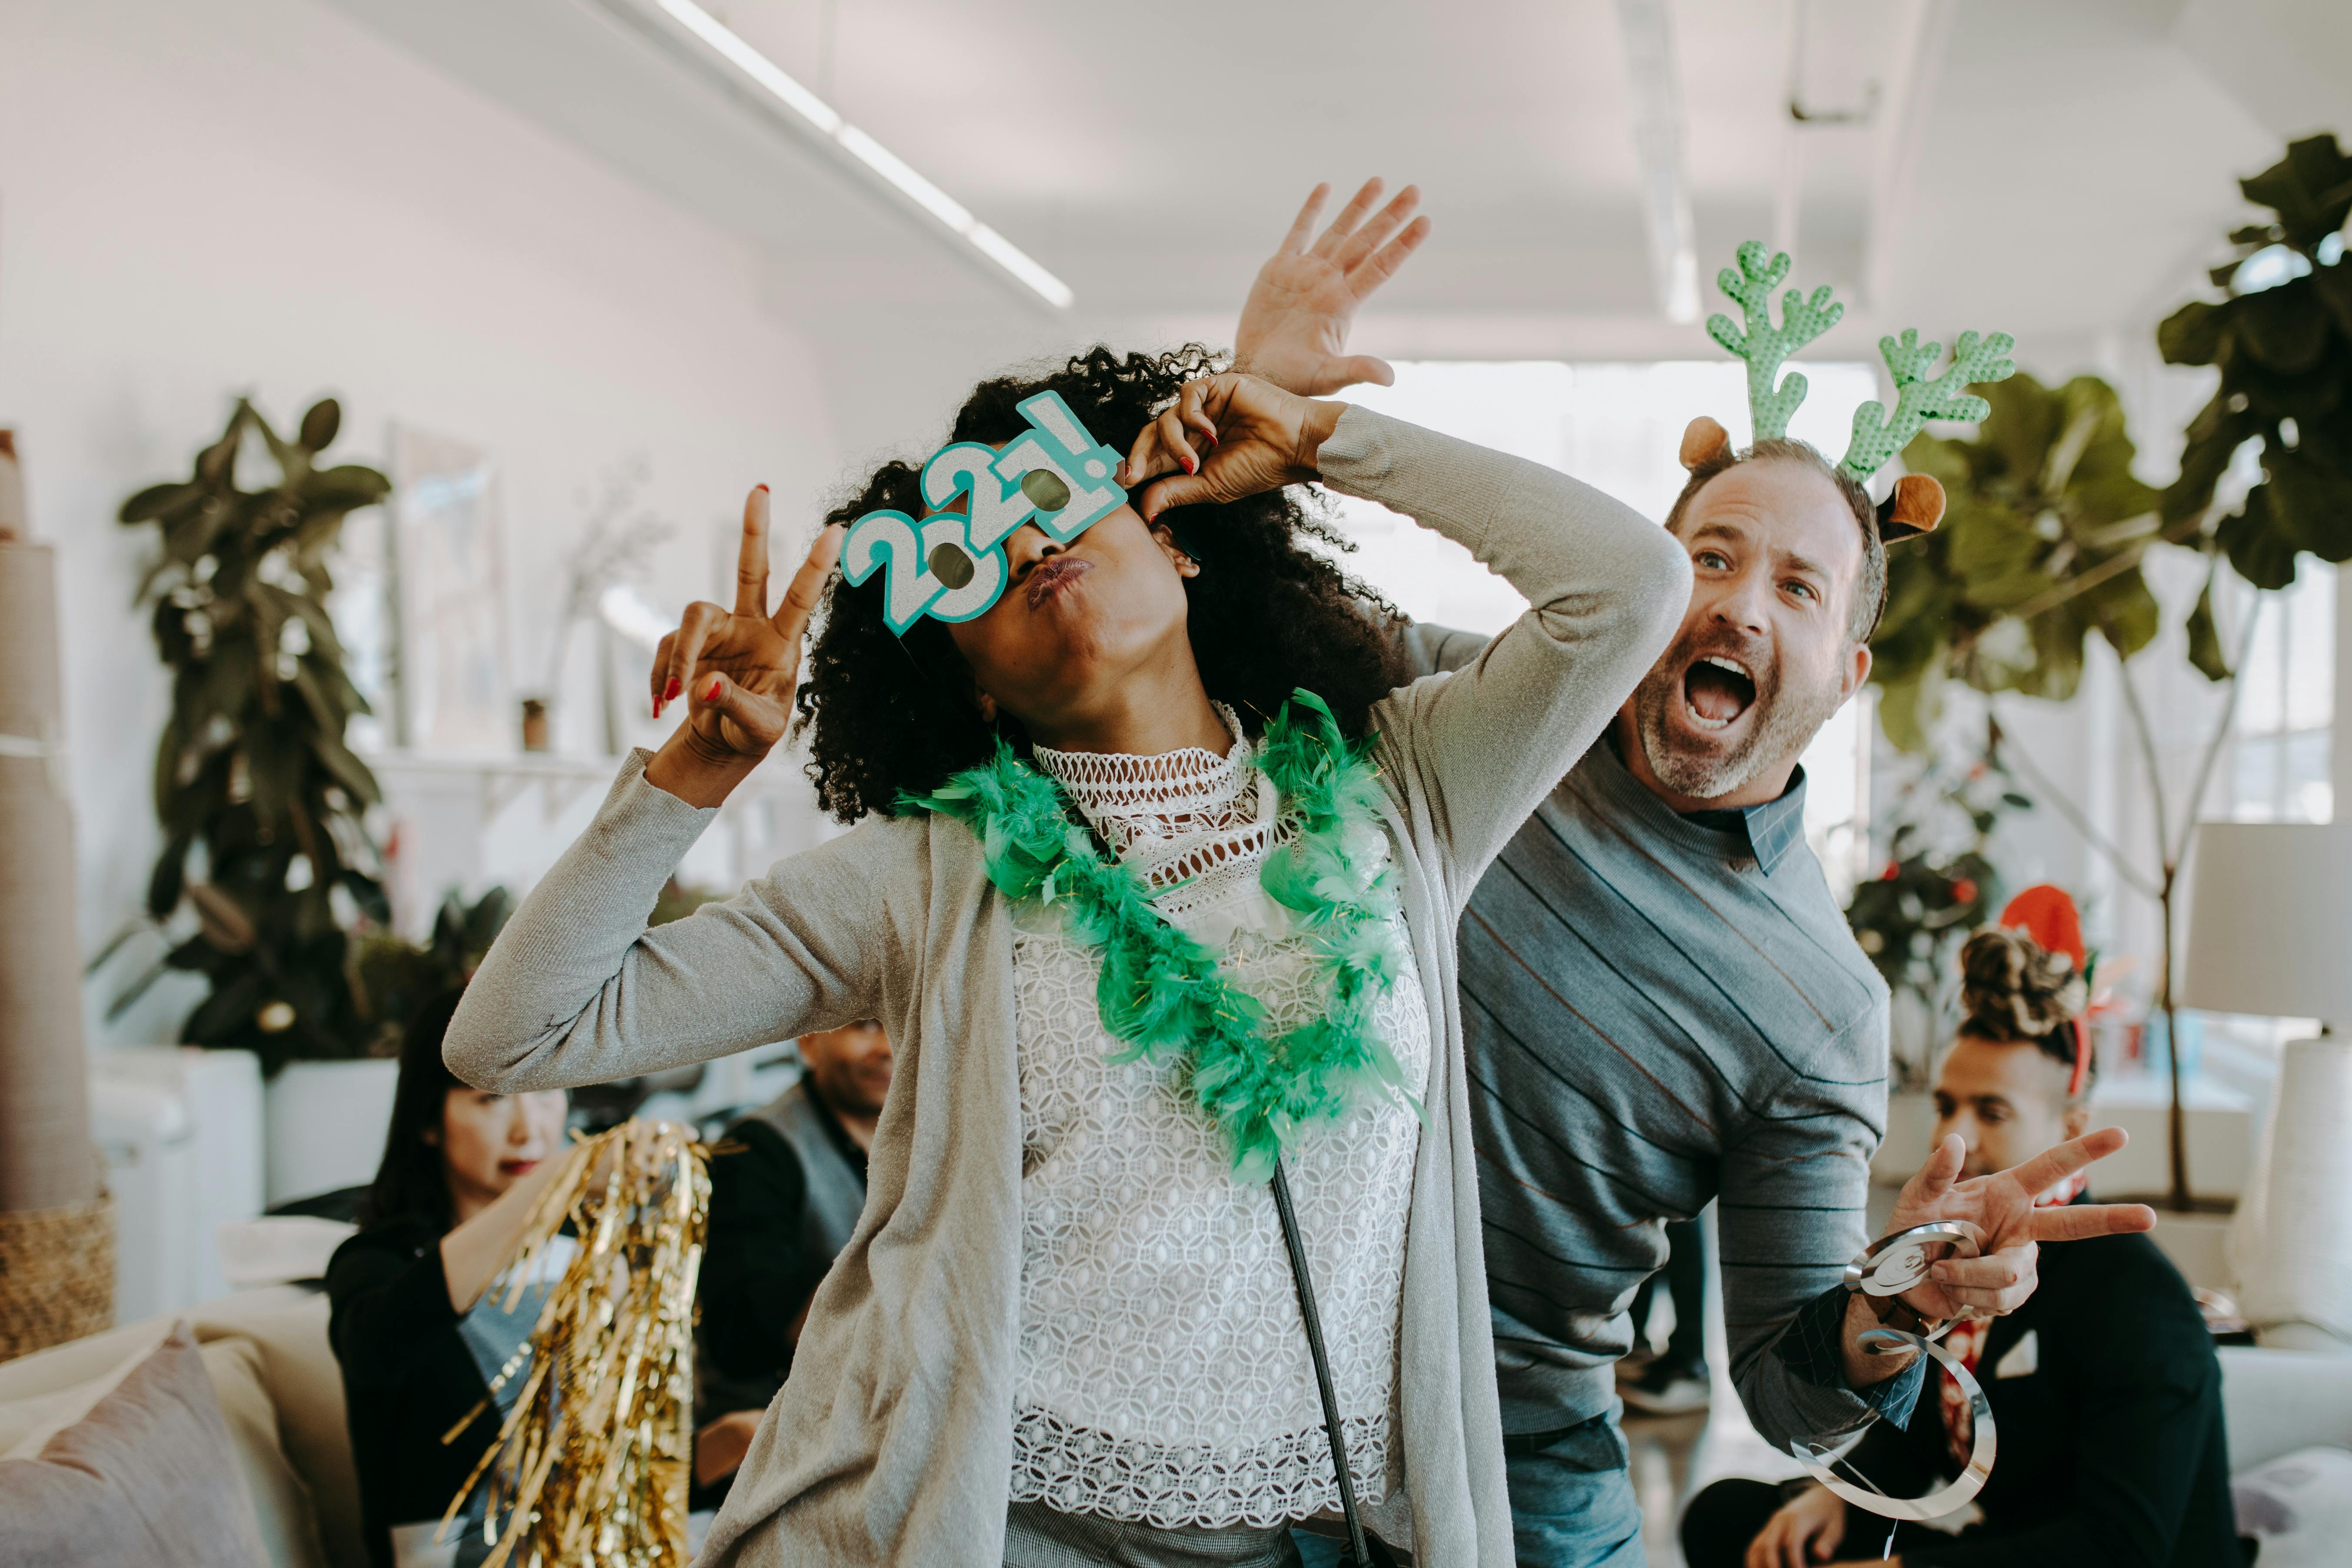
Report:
1679,416,1732,471
1876,472,1944,541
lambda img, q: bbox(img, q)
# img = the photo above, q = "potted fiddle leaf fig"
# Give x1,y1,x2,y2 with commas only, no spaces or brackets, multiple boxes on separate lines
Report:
1867,372,2164,752
2159,133,2352,596
119,396,392,1078
1867,133,2352,1209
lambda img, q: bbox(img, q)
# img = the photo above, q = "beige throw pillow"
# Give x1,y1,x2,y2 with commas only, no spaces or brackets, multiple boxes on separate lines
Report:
203,1333,333,1568
0,1319,271,1566
192,1291,364,1568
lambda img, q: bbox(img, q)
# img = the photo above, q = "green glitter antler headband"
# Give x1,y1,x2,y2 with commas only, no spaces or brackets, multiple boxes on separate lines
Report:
1706,241,1844,442
1691,240,2019,540
1839,326,2016,483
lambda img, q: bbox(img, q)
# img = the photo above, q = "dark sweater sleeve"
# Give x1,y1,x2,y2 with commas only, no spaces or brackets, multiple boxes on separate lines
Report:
326,1225,502,1568
1904,1247,2226,1568
698,1120,822,1387
326,1226,469,1390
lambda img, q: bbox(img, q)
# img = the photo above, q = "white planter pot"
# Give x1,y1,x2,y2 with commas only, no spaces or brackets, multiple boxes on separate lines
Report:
265,1058,401,1208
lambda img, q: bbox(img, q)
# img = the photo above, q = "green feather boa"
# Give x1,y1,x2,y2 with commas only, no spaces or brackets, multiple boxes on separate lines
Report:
902,689,1419,1180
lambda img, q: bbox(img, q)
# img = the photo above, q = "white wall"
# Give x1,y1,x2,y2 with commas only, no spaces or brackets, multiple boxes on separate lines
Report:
0,0,845,1043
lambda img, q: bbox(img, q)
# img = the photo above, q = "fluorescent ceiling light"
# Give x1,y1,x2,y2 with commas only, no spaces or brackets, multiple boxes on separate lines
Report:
644,0,1073,309
1615,0,1700,324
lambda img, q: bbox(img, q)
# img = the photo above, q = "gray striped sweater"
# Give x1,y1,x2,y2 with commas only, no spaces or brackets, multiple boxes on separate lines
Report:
1411,626,1921,1452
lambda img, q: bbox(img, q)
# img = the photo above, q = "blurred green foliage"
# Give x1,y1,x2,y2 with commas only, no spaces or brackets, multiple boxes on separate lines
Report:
352,887,514,1056
2159,133,2352,593
1844,750,2026,1084
120,396,392,1073
1869,373,2163,751
1872,134,2352,754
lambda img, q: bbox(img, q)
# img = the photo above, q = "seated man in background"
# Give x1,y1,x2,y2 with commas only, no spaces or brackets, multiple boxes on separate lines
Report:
1681,907,2240,1568
691,1019,892,1497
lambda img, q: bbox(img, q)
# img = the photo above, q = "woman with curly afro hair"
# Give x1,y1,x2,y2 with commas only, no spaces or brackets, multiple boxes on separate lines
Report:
446,183,1692,1568
791,341,1415,826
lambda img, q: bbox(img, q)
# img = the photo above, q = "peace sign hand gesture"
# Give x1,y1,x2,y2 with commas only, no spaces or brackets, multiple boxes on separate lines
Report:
1233,179,1431,396
1887,1128,2157,1323
643,487,841,808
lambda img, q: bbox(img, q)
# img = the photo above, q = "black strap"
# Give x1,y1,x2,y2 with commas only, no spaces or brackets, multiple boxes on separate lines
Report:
1269,1155,1375,1568
1500,1422,1590,1456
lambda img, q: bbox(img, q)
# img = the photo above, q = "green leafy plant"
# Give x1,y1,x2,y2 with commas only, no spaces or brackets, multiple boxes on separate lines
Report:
1870,372,2242,1210
352,887,514,1055
119,397,392,1073
1866,133,2352,1208
1869,372,2164,751
2159,133,2352,598
1845,745,2024,1089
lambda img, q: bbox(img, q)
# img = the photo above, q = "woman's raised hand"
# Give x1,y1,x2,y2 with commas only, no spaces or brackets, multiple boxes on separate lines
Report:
1121,373,1345,522
644,487,840,807
1232,179,1431,396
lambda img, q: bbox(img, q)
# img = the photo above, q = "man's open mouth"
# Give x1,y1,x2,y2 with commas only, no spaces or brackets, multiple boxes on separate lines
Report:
1681,654,1756,733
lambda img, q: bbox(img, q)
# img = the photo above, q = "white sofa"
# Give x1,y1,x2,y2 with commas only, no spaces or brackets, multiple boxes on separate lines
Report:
2216,1344,2352,1468
0,1286,362,1568
4,1293,2349,1567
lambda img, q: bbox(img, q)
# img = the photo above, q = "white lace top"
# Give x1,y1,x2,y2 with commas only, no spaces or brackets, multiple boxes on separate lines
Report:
1007,706,1432,1529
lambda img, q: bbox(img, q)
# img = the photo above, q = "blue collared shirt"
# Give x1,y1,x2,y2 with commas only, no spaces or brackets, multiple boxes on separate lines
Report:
1675,761,1810,876
1408,626,1914,1450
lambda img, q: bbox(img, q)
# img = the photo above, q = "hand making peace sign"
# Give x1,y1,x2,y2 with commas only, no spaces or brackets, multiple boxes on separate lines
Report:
643,488,841,807
1888,1126,2157,1322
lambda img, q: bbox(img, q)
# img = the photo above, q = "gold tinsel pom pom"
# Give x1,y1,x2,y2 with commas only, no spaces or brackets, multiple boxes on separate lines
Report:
440,1119,710,1568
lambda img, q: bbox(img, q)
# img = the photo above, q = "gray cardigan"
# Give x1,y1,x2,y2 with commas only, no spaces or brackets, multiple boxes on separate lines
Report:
445,407,1690,1568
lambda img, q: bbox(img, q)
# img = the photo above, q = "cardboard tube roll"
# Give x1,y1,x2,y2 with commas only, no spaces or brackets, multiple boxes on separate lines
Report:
0,538,97,1211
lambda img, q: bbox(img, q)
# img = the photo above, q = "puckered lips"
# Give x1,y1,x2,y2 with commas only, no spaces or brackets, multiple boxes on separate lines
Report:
1681,652,1757,736
1025,555,1090,610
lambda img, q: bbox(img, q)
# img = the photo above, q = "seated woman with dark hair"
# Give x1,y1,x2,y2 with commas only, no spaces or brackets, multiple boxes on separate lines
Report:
326,991,573,1568
1681,894,2242,1568
442,184,1693,1568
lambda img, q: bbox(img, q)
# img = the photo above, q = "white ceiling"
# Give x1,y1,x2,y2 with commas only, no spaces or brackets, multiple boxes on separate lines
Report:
330,0,2348,409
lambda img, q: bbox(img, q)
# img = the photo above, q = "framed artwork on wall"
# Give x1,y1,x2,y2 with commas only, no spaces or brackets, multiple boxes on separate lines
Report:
389,425,509,753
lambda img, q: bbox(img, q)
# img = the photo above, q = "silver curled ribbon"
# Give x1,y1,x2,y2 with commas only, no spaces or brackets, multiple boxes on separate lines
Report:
1791,1221,1996,1521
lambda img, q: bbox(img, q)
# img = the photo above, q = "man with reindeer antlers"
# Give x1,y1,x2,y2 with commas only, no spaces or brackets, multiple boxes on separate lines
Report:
1386,244,2159,1567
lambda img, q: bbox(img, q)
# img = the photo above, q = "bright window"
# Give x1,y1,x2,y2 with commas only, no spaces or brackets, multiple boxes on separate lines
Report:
2229,561,2334,824
1325,360,1884,892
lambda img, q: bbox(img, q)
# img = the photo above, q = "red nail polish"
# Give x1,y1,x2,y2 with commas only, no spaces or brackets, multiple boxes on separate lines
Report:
662,677,682,703
755,483,769,494
653,699,664,719
707,678,723,702
1183,455,1196,474
1206,433,1219,448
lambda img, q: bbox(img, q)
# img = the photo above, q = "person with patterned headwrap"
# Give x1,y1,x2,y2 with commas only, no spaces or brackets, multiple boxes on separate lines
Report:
1680,888,2245,1568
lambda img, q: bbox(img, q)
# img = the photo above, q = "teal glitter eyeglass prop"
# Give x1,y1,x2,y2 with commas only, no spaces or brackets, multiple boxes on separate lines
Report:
844,391,1130,634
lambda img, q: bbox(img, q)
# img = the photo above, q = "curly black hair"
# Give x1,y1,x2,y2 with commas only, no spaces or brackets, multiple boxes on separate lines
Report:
792,345,1411,823
1957,927,2092,1088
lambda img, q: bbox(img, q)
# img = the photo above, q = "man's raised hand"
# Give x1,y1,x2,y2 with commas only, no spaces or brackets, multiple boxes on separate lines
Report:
1232,179,1431,396
1888,1129,2157,1322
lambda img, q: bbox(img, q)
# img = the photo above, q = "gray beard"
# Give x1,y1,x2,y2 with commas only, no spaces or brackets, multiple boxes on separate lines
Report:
1629,646,1844,802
